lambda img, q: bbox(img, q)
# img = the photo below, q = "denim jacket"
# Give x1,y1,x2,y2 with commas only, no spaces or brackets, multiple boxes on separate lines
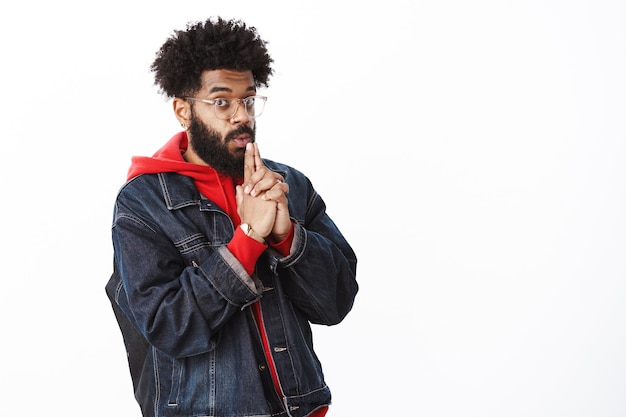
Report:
105,159,358,417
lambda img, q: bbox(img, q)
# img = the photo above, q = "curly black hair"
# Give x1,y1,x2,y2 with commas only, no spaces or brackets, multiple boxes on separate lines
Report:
151,17,274,98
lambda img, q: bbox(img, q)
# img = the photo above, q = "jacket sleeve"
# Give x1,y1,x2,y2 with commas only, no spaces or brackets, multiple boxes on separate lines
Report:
274,171,358,326
111,180,263,359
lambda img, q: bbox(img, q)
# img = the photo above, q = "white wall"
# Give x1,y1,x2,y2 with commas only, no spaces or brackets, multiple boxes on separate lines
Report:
1,1,624,416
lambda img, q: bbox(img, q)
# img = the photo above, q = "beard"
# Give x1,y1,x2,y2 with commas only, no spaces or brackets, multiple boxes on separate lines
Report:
187,114,256,179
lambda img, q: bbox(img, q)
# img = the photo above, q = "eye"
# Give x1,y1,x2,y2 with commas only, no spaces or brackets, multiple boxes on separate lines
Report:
244,97,256,106
213,98,230,107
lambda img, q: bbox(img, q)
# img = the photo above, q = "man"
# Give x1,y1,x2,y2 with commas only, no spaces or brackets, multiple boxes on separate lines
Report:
105,17,358,417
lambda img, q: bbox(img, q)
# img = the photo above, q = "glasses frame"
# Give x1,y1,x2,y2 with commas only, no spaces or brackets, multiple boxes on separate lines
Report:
183,95,267,120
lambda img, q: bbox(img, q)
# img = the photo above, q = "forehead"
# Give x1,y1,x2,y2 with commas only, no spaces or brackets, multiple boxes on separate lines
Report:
199,69,255,95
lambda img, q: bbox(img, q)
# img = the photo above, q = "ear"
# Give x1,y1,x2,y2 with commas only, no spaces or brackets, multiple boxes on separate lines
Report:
173,98,191,129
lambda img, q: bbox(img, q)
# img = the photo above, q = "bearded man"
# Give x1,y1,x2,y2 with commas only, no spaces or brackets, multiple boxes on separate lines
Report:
106,17,358,417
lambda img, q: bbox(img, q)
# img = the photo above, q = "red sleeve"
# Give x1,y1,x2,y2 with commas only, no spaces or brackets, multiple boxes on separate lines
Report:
309,406,329,417
268,222,295,257
227,226,267,276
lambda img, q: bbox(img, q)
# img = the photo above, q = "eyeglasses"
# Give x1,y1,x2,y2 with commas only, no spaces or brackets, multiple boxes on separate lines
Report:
184,95,267,120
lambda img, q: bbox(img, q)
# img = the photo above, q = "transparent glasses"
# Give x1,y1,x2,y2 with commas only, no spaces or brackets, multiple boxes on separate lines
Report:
184,96,267,120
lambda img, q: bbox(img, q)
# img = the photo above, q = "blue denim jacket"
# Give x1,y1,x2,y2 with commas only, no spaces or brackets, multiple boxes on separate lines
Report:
105,159,358,417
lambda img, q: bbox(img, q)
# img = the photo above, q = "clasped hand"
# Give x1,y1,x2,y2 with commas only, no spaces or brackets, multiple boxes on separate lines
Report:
235,142,291,242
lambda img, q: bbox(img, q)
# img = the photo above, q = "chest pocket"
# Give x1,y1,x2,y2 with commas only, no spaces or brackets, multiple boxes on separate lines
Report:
170,204,234,260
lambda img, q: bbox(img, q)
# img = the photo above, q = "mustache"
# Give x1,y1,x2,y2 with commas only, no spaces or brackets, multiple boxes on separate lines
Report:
225,125,255,143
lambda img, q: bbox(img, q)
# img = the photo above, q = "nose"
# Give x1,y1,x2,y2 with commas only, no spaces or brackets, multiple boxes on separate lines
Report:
230,100,251,124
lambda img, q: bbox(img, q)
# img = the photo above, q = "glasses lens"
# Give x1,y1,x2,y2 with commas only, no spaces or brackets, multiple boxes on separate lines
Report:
213,98,236,120
245,96,265,118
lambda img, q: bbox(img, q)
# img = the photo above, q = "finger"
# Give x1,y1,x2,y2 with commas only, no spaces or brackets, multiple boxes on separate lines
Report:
268,180,289,196
262,187,288,203
244,143,264,194
235,184,244,206
250,172,287,197
243,142,256,185
253,142,264,169
276,180,289,195
234,185,244,219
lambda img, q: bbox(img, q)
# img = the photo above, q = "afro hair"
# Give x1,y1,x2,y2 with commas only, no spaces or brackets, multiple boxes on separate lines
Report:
151,17,274,98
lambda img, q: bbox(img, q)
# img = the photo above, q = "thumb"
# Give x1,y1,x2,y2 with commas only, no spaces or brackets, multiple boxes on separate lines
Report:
235,185,244,217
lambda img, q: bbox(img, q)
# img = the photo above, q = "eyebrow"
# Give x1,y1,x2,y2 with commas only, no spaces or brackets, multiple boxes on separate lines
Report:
208,85,256,94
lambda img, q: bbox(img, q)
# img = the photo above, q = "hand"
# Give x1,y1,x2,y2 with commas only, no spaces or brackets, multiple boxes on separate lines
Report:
242,143,287,198
262,177,292,242
236,143,290,239
244,143,291,241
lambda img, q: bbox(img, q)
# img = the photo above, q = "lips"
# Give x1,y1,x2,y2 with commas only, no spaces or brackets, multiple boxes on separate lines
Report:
231,133,251,148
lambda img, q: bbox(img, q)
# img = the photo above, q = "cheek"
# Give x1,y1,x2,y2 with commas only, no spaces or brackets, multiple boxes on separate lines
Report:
207,120,231,141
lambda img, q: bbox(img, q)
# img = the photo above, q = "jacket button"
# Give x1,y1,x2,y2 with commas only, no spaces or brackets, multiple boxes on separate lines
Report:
258,364,267,371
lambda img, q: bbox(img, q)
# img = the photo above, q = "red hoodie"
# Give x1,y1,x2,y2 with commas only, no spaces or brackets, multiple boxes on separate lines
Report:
127,131,241,223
